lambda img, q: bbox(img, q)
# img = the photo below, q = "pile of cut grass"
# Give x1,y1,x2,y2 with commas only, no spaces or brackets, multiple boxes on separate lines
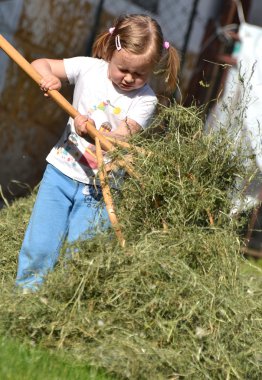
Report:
1,103,262,379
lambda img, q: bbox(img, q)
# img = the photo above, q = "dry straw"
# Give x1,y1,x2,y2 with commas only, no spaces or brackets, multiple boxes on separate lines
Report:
1,103,262,379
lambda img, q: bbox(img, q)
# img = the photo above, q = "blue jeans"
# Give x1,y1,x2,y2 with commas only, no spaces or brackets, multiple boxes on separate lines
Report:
16,164,109,290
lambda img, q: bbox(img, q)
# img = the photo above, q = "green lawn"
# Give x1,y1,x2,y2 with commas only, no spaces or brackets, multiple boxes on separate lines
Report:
0,336,111,380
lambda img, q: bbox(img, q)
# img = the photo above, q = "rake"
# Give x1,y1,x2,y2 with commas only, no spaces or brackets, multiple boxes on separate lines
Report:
0,34,144,247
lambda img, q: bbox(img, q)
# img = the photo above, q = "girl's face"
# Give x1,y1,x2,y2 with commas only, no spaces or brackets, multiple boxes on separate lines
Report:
108,49,154,92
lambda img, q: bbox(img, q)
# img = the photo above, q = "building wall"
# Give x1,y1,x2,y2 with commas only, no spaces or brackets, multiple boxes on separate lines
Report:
0,0,112,201
248,0,262,26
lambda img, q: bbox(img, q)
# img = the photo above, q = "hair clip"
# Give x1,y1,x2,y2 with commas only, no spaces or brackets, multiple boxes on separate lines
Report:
163,41,170,50
115,34,122,51
109,27,115,34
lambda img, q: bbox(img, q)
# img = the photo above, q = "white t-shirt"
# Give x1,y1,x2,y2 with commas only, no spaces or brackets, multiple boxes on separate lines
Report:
46,57,157,184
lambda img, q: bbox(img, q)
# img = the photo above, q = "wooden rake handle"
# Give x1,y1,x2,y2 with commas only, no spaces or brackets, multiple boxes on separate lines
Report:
0,34,113,153
95,137,125,247
0,34,142,181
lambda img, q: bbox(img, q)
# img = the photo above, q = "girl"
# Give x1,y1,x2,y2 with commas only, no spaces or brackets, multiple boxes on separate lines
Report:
16,14,180,292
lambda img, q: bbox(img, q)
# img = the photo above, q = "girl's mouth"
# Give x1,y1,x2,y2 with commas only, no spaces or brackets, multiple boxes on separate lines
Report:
120,82,133,90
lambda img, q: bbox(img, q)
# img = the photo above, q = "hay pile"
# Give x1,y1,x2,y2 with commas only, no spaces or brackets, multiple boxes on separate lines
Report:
1,104,262,379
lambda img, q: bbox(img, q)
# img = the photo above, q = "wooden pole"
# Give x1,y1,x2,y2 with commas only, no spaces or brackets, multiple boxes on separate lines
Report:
0,34,114,152
0,34,141,179
0,34,116,153
95,137,125,247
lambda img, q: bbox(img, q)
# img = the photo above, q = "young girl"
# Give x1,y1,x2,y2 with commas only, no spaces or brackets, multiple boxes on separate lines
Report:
16,14,180,292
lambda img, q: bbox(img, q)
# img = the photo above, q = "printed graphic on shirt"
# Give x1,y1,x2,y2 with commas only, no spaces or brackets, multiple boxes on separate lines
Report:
53,97,123,172
94,100,121,115
52,131,96,171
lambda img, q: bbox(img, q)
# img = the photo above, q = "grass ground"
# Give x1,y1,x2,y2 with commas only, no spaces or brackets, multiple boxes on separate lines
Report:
0,336,111,380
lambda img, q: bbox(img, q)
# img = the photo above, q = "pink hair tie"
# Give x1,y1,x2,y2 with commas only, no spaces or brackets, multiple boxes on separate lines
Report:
163,41,170,50
109,27,115,34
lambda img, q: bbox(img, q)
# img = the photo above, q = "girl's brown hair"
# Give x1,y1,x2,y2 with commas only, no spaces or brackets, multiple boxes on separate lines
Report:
92,14,180,98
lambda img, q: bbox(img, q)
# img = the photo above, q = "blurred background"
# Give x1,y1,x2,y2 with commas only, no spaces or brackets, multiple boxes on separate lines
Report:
0,0,260,204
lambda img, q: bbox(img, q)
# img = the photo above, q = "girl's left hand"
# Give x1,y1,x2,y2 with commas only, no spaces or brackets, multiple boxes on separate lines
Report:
74,114,96,137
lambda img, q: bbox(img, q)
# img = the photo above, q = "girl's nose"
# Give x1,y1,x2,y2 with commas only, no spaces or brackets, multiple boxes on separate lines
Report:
124,73,135,83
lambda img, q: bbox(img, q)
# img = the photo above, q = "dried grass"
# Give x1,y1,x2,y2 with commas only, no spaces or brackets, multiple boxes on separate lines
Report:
0,103,262,379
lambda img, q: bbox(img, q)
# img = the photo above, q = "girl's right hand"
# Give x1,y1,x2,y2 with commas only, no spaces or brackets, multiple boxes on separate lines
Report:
39,75,62,96
31,58,67,96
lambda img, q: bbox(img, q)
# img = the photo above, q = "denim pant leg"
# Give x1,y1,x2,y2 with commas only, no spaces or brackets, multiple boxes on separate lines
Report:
66,184,110,244
16,164,75,290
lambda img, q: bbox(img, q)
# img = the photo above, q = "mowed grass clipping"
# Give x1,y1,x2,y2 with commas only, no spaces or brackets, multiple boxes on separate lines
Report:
0,103,262,379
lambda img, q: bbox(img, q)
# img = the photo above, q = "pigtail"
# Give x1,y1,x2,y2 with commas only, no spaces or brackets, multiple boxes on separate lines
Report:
165,45,180,93
151,44,180,101
92,31,111,60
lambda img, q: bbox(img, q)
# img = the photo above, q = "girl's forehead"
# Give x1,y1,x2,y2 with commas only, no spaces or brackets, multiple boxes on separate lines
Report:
112,49,153,70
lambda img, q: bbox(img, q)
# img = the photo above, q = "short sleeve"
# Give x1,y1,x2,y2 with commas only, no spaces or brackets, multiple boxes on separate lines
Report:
127,89,158,129
63,57,98,85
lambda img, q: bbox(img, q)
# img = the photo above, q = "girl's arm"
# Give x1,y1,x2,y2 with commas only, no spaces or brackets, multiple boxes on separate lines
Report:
31,59,68,95
108,118,141,140
74,115,141,140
